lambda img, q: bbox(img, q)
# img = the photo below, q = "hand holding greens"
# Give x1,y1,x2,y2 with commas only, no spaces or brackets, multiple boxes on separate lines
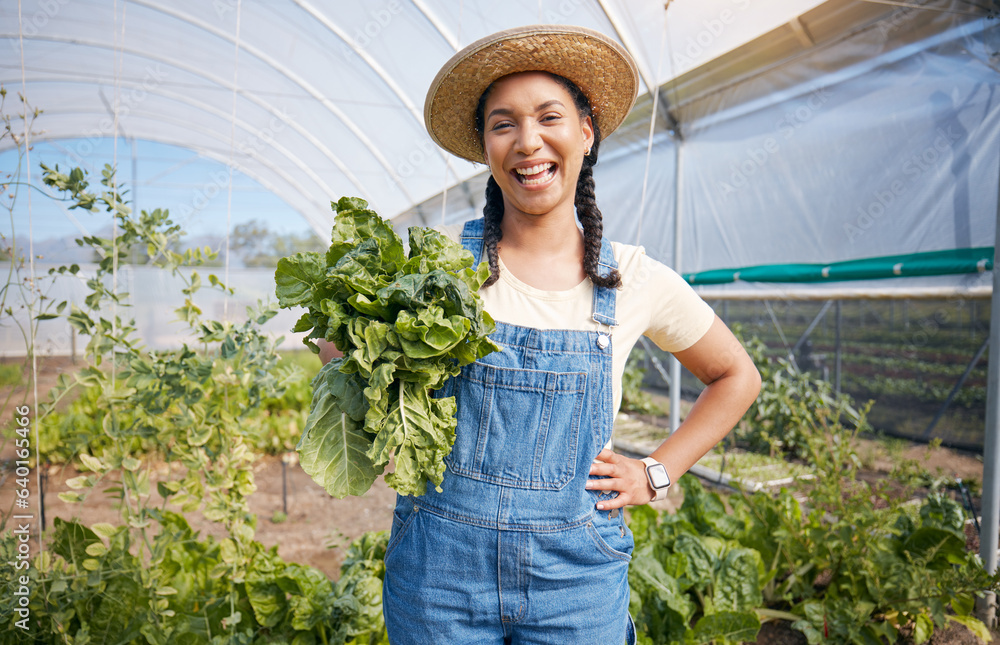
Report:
275,197,498,498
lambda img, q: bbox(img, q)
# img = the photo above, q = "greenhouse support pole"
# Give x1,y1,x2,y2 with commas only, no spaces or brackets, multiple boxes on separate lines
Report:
670,139,683,433
977,161,1000,628
834,301,842,395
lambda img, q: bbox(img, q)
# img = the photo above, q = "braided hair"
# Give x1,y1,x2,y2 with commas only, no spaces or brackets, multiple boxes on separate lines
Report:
474,73,622,289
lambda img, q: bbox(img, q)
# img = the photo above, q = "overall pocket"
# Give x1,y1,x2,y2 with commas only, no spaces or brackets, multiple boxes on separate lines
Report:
444,361,587,490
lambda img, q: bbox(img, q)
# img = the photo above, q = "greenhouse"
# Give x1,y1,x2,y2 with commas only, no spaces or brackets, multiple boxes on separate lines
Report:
1,0,998,642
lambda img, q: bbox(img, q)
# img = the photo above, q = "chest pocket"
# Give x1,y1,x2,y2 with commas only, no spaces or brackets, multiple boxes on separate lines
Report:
442,361,588,490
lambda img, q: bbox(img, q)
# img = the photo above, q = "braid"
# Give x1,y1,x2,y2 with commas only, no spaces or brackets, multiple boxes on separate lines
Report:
482,175,504,287
576,158,622,289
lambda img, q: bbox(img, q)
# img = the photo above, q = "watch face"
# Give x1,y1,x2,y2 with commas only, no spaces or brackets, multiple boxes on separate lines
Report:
647,463,670,489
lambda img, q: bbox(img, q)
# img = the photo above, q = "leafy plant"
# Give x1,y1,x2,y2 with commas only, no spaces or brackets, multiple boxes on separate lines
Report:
1,514,389,643
733,403,994,644
621,349,664,416
0,163,383,643
275,197,499,498
628,477,767,645
626,343,996,645
736,329,865,459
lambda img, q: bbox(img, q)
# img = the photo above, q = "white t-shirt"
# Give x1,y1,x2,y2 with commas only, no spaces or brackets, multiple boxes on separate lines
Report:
440,223,716,440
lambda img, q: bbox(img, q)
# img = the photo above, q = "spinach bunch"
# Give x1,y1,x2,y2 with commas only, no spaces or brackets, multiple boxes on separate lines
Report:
275,197,498,497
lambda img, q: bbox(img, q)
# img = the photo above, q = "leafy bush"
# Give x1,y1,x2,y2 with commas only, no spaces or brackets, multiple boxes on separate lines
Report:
0,163,387,643
34,351,312,464
621,349,664,416
627,397,996,645
1,517,389,643
736,330,865,459
629,477,766,645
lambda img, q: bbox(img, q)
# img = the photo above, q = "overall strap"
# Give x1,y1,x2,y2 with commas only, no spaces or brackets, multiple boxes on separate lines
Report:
592,237,619,328
460,218,486,264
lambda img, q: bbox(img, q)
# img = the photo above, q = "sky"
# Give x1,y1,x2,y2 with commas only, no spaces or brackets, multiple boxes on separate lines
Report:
1,137,317,260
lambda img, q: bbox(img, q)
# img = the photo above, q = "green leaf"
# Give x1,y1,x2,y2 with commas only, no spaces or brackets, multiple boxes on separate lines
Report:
713,547,764,612
328,238,393,296
951,592,975,616
912,613,933,645
902,527,966,566
628,545,696,644
394,306,470,359
690,611,760,644
90,523,119,539
246,553,290,628
297,360,381,498
187,423,213,447
275,252,326,308
65,475,90,490
674,534,717,587
85,542,108,557
402,226,476,274
373,382,457,496
79,453,106,472
945,615,991,642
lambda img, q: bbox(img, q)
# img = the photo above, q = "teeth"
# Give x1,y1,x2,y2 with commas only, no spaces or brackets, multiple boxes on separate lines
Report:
515,163,553,176
520,174,551,185
514,162,555,185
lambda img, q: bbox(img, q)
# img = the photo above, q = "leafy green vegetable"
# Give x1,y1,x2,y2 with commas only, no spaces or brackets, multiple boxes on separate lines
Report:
276,197,499,497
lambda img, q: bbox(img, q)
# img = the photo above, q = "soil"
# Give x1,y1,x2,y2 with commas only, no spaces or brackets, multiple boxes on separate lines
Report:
1,356,996,644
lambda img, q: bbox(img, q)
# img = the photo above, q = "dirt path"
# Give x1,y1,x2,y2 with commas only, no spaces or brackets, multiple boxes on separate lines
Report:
0,455,396,580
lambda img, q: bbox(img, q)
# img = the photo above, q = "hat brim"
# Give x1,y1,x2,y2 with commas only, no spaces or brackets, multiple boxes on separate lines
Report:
424,25,640,164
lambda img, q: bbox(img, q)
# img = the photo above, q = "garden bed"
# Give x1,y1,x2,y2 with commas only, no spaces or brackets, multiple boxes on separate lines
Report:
614,412,815,492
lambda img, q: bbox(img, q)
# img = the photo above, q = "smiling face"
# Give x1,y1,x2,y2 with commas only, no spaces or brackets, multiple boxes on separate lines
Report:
479,71,594,221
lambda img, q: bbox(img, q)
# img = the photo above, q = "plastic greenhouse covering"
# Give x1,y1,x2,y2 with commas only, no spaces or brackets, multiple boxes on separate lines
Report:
2,0,995,298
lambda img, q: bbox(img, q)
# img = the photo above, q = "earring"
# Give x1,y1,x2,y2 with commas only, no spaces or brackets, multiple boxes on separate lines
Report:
584,147,591,156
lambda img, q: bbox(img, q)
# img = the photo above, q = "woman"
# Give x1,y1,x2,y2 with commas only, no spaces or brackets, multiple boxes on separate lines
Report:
377,25,761,644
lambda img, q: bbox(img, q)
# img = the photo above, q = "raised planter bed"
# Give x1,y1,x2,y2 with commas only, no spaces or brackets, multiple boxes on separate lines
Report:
614,412,815,492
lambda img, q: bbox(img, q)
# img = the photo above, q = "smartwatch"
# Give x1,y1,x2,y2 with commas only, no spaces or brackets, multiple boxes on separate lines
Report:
640,457,671,502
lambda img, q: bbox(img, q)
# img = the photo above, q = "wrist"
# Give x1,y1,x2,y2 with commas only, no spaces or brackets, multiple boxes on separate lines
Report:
640,457,671,502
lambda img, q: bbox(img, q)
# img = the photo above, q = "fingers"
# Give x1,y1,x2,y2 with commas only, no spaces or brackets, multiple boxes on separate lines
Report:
586,451,655,509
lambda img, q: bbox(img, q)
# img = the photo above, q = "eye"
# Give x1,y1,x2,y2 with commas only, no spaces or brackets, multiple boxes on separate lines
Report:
541,113,562,123
489,120,513,132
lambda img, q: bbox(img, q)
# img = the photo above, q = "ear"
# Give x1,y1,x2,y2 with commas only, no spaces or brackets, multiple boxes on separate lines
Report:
581,115,595,154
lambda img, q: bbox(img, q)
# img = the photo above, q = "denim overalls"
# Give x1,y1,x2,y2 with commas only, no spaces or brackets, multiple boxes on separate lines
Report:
383,218,636,645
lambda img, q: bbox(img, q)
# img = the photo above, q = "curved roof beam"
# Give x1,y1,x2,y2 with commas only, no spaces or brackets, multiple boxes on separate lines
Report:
291,0,462,183
127,0,419,206
0,33,377,208
594,0,657,95
291,0,425,126
2,74,344,208
409,0,460,51
20,111,335,237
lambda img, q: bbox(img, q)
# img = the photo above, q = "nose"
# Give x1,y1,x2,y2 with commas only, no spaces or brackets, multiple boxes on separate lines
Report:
514,120,543,156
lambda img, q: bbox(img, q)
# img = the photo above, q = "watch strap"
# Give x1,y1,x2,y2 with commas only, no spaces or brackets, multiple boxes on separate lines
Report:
640,457,671,502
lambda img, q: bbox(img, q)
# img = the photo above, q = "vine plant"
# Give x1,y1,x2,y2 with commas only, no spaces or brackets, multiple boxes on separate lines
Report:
0,162,387,642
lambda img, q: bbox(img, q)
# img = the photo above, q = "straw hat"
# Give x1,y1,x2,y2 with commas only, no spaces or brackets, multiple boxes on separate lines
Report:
424,24,640,164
